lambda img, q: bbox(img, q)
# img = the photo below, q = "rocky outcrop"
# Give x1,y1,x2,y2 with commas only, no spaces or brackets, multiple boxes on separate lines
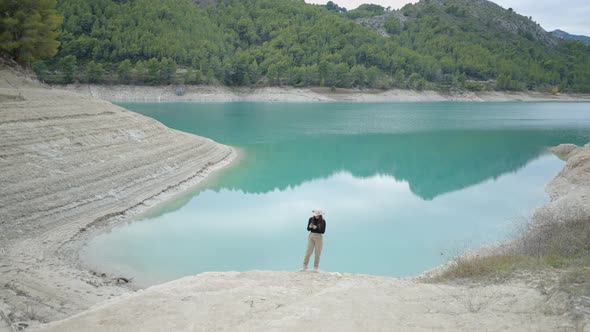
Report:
550,144,581,161
545,144,590,202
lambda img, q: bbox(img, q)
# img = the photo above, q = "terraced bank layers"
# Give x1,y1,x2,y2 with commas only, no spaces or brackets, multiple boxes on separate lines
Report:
0,67,235,326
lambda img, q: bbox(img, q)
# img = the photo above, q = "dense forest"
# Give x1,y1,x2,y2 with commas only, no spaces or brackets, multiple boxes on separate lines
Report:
2,0,590,92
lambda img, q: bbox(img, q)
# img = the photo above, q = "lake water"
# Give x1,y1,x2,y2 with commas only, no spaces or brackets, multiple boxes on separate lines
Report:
82,102,590,286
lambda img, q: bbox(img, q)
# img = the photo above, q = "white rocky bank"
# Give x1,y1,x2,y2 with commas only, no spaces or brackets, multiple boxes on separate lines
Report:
0,67,235,329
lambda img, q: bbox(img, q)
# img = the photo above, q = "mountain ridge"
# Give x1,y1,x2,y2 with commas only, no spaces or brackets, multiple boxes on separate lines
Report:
357,0,557,45
552,29,590,45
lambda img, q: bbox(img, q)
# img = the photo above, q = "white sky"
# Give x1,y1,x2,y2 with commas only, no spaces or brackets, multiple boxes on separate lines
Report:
305,0,590,36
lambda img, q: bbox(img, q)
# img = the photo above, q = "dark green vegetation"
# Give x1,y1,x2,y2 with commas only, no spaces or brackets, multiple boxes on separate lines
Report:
3,0,590,92
552,30,590,46
0,0,63,63
345,4,387,19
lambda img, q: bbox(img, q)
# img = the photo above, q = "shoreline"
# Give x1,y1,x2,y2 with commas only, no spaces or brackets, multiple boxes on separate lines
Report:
0,66,240,330
63,146,245,289
56,83,590,103
31,144,590,332
61,147,241,285
2,65,588,330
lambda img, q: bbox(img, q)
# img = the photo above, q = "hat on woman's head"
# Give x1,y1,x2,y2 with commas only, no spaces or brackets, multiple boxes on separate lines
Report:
312,209,324,216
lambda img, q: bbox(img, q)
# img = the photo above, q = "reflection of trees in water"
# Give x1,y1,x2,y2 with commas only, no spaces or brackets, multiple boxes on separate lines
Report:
211,129,589,200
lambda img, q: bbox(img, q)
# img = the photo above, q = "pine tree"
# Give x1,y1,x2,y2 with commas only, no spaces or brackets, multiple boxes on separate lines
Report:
0,0,63,63
59,55,77,83
117,59,132,83
86,61,104,83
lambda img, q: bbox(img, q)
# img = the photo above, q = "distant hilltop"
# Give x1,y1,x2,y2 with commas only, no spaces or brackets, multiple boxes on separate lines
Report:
357,0,558,45
551,29,590,45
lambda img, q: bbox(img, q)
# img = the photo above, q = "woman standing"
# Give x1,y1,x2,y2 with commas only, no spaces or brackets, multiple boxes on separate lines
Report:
302,209,326,272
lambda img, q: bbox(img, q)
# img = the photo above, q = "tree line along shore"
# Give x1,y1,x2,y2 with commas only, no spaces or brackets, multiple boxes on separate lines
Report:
2,0,590,93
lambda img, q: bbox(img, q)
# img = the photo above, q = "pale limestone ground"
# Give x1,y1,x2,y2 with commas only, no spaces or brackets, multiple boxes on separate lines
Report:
33,271,574,332
0,67,236,329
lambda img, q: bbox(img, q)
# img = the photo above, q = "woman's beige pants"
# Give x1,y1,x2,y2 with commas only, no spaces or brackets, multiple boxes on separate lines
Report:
303,233,323,269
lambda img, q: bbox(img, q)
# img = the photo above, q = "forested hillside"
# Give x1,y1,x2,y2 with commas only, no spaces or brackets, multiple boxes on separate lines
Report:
7,0,590,92
357,0,590,92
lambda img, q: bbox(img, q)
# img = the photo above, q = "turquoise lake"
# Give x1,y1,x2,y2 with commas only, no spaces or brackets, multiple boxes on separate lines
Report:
81,102,590,286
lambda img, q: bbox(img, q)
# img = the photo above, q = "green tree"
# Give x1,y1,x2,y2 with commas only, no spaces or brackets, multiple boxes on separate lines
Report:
135,60,147,83
384,17,402,34
59,55,77,83
334,63,351,88
117,59,132,83
224,51,256,86
366,66,380,88
350,65,368,87
184,67,195,84
266,63,280,85
160,57,177,84
408,73,424,90
32,61,48,81
85,61,104,83
146,58,161,84
325,1,346,13
0,0,63,63
346,4,385,19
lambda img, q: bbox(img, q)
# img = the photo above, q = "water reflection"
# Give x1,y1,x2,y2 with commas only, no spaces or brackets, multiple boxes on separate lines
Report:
82,154,563,286
120,102,590,200
84,102,590,286
210,130,580,200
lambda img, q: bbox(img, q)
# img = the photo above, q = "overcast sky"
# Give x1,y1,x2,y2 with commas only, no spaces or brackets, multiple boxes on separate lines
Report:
305,0,590,36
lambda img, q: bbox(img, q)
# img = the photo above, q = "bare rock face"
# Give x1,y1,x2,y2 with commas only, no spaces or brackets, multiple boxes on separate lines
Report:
0,67,234,243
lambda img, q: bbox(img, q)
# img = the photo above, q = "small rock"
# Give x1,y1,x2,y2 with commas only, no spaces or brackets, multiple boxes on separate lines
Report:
115,277,131,283
15,322,29,329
